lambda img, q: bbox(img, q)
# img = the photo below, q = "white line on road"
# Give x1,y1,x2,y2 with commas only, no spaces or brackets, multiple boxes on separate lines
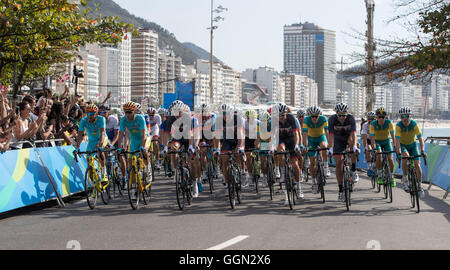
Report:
206,235,249,250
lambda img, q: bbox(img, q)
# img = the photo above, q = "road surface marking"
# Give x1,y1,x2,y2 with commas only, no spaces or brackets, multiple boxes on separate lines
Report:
206,235,249,250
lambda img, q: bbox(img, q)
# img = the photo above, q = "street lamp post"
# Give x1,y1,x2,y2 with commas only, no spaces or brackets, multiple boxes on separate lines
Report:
365,0,376,112
208,0,227,105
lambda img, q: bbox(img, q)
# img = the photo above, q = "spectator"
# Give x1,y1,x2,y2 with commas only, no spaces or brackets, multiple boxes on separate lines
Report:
10,101,46,149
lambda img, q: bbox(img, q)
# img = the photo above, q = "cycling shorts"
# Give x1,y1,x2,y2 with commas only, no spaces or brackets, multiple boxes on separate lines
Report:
307,134,327,157
400,142,420,160
375,139,394,155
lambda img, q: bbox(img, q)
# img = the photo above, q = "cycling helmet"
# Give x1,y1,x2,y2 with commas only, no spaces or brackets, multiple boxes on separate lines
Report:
169,101,185,115
98,105,110,112
148,107,156,115
296,109,306,118
307,105,322,116
123,101,137,112
366,111,376,119
86,104,98,113
399,107,411,115
335,102,349,113
245,110,257,118
157,108,166,115
272,103,288,114
200,104,209,112
135,103,142,112
259,111,270,121
219,103,233,113
375,107,387,116
170,100,184,108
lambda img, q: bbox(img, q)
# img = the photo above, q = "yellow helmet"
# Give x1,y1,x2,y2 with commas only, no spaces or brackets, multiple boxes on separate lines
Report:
245,110,257,118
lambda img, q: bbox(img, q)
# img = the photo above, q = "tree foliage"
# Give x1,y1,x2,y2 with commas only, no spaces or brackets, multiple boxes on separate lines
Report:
0,0,134,99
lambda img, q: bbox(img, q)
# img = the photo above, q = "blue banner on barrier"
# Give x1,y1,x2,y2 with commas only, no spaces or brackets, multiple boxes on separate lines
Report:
0,145,87,214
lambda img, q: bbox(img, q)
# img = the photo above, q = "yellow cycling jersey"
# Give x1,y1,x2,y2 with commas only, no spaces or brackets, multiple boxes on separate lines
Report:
395,119,422,145
302,115,328,138
369,119,394,141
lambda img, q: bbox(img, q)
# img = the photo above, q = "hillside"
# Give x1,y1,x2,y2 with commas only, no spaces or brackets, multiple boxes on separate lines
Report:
85,0,221,65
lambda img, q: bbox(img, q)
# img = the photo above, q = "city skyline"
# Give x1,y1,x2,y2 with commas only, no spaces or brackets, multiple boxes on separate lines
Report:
114,0,413,72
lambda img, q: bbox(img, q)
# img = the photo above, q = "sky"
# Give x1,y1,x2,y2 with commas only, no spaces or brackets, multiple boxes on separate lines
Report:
113,0,414,72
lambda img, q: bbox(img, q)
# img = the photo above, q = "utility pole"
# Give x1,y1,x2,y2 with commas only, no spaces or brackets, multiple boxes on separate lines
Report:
365,0,376,112
208,0,226,105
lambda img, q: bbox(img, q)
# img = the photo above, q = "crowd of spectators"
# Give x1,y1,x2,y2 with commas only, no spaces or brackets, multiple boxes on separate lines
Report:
0,85,111,152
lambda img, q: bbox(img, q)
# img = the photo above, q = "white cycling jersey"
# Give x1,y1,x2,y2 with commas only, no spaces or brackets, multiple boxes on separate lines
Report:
149,114,162,137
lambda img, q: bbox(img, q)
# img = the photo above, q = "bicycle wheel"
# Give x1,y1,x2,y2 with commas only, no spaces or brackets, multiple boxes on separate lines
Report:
410,168,420,213
284,167,293,210
207,161,214,194
235,166,242,205
113,166,123,197
343,168,350,211
142,168,152,205
267,158,274,201
252,159,259,194
85,168,97,210
228,167,236,209
100,171,111,205
317,163,326,203
175,169,186,210
127,167,140,210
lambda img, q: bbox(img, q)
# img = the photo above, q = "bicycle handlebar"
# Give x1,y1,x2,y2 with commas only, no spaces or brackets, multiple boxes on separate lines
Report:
401,154,427,166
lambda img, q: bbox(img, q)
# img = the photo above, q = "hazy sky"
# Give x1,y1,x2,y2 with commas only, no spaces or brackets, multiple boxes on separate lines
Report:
113,0,413,72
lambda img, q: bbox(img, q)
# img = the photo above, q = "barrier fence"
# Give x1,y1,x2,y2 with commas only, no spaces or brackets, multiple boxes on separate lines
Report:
0,140,448,214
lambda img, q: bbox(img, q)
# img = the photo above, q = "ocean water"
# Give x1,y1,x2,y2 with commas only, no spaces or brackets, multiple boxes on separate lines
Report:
422,128,450,139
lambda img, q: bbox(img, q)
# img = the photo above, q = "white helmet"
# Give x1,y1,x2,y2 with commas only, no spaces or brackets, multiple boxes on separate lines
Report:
335,102,349,113
399,107,411,115
307,105,322,116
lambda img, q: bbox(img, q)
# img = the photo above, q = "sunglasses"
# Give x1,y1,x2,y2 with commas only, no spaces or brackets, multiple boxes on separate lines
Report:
87,112,96,116
311,115,319,119
280,114,287,117
99,111,107,115
401,115,410,119
337,114,347,117
377,116,386,119
125,111,134,114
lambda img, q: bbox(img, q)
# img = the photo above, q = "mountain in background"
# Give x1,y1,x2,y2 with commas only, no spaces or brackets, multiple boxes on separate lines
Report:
85,0,222,65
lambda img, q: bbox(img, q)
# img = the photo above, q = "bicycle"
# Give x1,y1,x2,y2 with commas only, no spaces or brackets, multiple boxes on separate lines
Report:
150,138,159,177
301,152,310,183
366,149,378,190
119,149,152,210
220,151,244,209
376,150,396,203
199,143,216,194
74,149,111,210
104,148,123,199
334,150,356,211
246,149,261,194
307,147,329,203
401,155,427,213
275,151,299,210
260,150,276,201
169,149,193,210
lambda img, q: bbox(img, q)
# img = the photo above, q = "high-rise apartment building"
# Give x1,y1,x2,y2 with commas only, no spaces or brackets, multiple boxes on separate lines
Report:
242,67,280,102
79,51,100,102
282,74,318,109
158,47,182,103
131,29,158,106
284,22,336,106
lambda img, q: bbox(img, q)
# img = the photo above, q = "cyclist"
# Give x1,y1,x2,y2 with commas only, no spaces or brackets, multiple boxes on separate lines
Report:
302,105,330,194
75,104,108,184
213,103,245,196
162,101,202,198
258,111,274,186
394,107,426,197
328,102,359,201
99,105,119,147
272,103,303,202
369,107,396,187
117,101,152,189
243,109,260,187
296,109,307,179
361,111,376,177
148,106,162,170
197,104,217,181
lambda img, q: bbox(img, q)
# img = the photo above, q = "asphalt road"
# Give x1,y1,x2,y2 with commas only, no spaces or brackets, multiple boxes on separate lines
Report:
0,168,449,250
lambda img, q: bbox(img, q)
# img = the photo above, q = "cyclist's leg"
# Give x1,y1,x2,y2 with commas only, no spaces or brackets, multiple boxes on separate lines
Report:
169,140,181,175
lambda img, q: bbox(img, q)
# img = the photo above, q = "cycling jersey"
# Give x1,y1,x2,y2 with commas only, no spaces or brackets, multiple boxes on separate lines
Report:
105,115,119,143
395,119,422,146
328,114,356,138
199,114,216,143
302,115,328,138
215,114,245,151
162,115,199,149
278,113,299,141
79,115,106,152
149,114,162,137
369,119,394,141
119,114,148,152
